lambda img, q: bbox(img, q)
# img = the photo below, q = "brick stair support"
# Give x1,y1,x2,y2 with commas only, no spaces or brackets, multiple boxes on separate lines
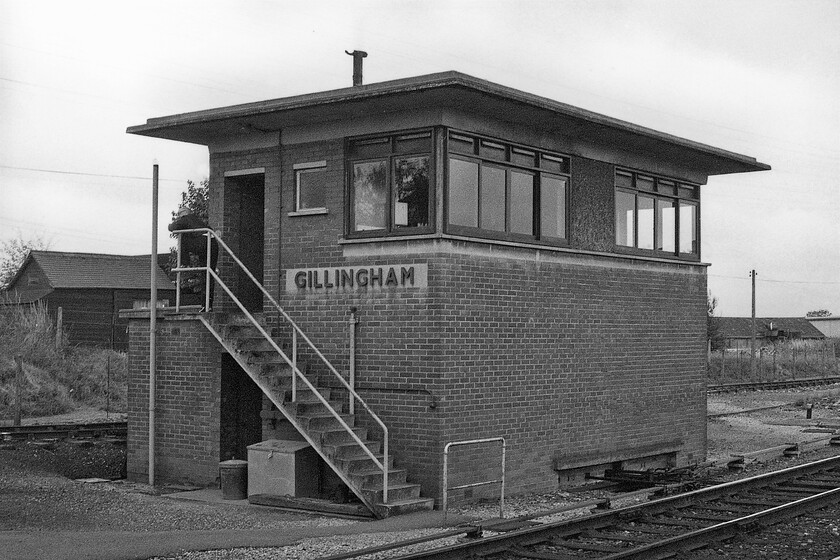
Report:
201,312,433,518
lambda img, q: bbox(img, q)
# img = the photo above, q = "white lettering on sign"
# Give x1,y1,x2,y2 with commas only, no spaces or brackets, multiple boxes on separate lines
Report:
285,264,428,292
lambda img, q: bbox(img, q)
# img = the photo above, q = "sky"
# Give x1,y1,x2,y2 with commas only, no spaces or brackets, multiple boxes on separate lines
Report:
0,0,838,317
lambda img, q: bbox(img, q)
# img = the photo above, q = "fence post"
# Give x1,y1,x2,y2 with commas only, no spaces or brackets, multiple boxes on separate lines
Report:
14,355,23,426
55,307,63,350
791,342,797,379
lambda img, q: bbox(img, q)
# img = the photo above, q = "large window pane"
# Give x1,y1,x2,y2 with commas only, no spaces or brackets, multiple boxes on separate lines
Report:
637,195,654,249
615,191,634,247
352,160,387,231
680,203,698,254
480,165,506,231
656,199,676,252
510,171,534,235
394,156,429,228
449,157,478,227
540,175,566,238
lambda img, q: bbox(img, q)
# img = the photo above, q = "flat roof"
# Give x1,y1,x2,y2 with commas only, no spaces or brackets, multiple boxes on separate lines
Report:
128,71,769,176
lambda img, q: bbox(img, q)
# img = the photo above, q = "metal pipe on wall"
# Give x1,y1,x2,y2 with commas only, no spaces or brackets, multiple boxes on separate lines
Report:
149,163,158,486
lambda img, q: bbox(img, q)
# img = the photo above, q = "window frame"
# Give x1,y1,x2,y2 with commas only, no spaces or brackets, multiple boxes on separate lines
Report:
614,169,700,259
345,129,435,238
290,160,328,216
445,129,571,245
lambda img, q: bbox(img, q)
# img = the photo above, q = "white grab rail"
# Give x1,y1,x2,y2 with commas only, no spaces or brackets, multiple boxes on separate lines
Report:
442,437,506,519
171,227,390,503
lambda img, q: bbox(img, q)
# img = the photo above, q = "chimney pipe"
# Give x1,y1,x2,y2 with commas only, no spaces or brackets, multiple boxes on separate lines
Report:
345,50,368,86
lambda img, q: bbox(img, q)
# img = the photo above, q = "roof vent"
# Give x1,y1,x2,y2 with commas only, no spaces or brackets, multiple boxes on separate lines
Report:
345,50,368,86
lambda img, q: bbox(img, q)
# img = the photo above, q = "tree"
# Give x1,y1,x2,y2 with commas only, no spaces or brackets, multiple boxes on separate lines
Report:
0,233,50,289
707,292,724,351
172,179,209,222
166,179,209,275
806,309,832,318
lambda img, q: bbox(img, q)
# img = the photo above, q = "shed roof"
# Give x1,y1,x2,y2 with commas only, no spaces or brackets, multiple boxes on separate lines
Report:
7,251,174,291
717,317,826,339
128,71,769,178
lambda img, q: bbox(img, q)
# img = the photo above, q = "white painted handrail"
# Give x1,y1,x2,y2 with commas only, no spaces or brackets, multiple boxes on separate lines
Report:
171,227,390,503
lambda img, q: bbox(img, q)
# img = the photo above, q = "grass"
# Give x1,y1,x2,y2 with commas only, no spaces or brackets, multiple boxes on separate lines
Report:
0,302,126,420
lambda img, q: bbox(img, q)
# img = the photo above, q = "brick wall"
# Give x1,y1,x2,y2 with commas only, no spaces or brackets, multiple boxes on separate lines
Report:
126,317,223,485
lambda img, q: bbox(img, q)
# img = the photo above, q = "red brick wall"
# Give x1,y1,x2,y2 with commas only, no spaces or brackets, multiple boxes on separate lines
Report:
126,317,223,485
129,137,708,503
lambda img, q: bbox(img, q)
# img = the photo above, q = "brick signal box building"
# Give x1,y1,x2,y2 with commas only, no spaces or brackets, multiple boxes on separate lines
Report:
126,72,768,516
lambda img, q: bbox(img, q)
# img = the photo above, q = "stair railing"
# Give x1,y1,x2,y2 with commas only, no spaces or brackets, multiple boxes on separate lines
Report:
171,227,389,503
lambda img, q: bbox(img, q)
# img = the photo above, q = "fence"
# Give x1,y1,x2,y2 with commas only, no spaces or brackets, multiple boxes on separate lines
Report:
708,338,839,385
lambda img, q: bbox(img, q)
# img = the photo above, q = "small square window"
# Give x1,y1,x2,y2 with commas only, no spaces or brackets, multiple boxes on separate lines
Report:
294,161,327,212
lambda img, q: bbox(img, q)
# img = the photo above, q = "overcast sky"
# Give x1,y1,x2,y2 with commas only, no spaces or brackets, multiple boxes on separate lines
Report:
1,0,837,317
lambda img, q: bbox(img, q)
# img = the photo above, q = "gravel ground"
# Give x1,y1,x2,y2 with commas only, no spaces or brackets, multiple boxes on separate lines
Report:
3,386,840,559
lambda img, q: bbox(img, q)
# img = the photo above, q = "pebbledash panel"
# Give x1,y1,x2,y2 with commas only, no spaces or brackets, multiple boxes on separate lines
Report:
125,72,768,503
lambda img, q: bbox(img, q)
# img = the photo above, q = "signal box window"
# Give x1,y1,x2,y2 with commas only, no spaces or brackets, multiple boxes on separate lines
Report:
446,131,570,243
293,161,328,214
348,131,432,235
615,170,699,257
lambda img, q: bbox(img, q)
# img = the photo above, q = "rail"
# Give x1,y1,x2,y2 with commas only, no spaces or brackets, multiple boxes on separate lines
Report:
171,227,390,503
442,437,506,519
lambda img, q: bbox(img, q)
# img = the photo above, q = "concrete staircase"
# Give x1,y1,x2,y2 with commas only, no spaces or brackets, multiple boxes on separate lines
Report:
203,312,434,518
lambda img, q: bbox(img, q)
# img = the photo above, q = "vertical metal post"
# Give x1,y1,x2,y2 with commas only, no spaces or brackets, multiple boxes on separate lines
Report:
149,163,159,487
55,307,63,349
349,307,358,416
106,354,111,420
14,355,23,426
175,234,182,312
292,329,297,402
750,269,757,379
205,233,212,311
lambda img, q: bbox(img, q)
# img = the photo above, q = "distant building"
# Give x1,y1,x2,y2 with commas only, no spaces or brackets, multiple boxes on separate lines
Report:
2,251,174,350
716,317,826,348
807,316,840,338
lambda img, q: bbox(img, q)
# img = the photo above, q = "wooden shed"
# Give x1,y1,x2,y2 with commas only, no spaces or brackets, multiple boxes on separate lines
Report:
2,251,175,350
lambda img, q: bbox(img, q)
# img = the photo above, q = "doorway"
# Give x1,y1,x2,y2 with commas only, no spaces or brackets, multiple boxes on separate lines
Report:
220,354,263,462
226,172,265,312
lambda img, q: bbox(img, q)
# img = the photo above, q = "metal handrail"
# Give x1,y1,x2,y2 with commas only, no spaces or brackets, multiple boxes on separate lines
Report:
442,437,506,519
171,227,390,503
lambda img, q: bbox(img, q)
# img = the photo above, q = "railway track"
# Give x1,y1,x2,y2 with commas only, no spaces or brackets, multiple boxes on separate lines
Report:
381,455,840,560
0,421,127,441
708,376,840,393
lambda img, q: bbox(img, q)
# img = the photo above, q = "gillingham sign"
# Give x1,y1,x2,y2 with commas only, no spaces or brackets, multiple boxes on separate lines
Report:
285,264,428,292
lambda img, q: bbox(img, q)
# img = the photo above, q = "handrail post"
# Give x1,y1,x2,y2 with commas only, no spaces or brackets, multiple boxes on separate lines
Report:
349,307,358,416
383,435,389,504
292,329,298,402
205,233,212,311
175,233,182,312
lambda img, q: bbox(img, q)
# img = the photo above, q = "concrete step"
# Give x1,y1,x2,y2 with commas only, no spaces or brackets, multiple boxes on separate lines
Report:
292,411,355,432
372,497,435,518
362,482,421,504
288,398,344,416
323,439,382,460
212,312,266,327
284,387,332,403
235,337,281,352
310,426,369,446
350,467,408,489
335,453,394,474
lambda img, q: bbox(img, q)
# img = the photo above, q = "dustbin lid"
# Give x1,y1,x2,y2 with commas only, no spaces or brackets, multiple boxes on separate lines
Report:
219,459,248,467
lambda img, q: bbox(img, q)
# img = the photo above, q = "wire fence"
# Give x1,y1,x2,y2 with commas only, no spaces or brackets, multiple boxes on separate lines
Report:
708,338,839,385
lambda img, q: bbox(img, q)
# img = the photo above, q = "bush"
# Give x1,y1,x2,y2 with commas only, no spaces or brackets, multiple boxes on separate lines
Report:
0,302,126,420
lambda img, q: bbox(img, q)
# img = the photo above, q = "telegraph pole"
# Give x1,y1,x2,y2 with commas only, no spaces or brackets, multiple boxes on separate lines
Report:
750,269,757,378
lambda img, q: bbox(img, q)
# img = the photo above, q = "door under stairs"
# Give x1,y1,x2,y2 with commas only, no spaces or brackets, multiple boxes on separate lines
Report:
201,312,433,518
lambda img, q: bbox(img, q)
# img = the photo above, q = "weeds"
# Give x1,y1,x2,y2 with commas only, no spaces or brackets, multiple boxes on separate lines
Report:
0,302,126,420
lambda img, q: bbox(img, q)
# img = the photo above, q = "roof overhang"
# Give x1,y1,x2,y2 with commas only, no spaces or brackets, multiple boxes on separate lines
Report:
127,71,770,177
